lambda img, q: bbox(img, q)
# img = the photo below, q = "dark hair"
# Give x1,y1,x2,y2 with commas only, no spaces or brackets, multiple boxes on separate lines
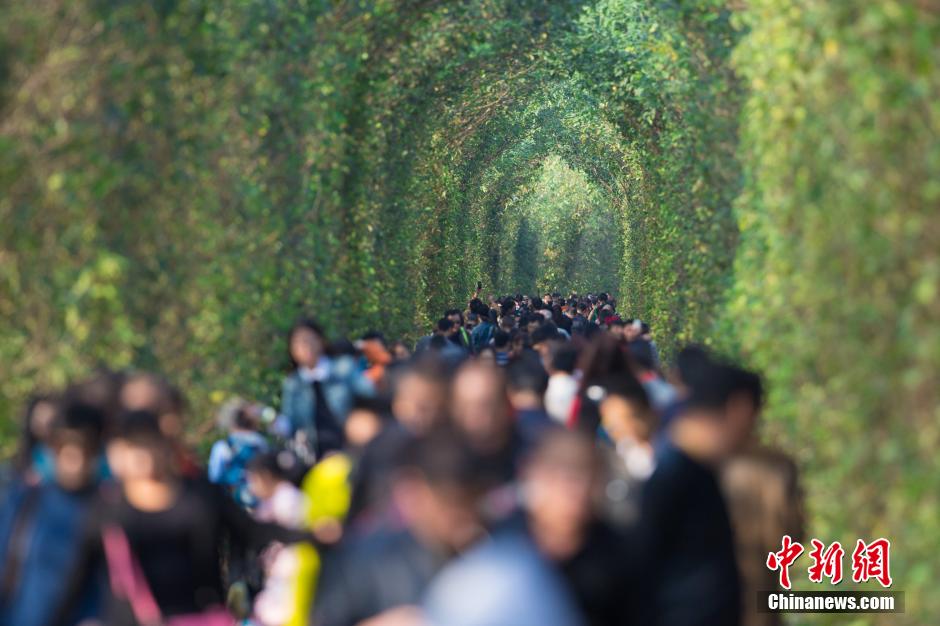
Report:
53,401,106,453
506,355,548,395
550,343,579,374
396,428,487,492
247,450,299,482
290,317,324,341
676,344,713,390
469,299,488,316
530,322,560,346
627,339,656,371
288,317,326,367
65,369,126,427
350,394,392,421
492,330,511,349
391,354,452,394
437,317,454,333
598,373,651,412
579,334,632,388
233,403,260,431
116,410,166,446
734,368,764,409
361,330,387,346
17,394,56,470
684,358,762,413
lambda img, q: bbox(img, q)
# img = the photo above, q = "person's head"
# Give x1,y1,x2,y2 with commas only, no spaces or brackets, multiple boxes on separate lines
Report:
217,397,262,434
499,315,516,332
391,357,450,435
530,322,561,366
547,343,578,376
673,344,713,395
444,309,464,328
640,321,652,341
391,340,412,361
578,334,631,387
65,369,125,429
120,372,185,439
344,395,390,450
522,430,600,543
361,330,387,347
50,401,106,490
450,361,511,452
627,339,657,374
107,410,176,484
607,319,626,340
289,317,326,369
542,293,552,305
20,395,58,464
596,374,655,446
393,431,487,552
435,317,455,337
469,298,488,317
624,319,643,342
466,311,479,330
674,355,764,460
525,314,543,334
506,354,548,412
476,346,496,364
246,450,296,501
492,329,511,353
721,367,764,453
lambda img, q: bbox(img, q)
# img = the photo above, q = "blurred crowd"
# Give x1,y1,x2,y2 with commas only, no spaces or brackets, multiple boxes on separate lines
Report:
0,291,803,626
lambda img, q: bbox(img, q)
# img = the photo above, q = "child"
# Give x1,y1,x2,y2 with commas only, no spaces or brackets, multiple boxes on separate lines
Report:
247,452,309,626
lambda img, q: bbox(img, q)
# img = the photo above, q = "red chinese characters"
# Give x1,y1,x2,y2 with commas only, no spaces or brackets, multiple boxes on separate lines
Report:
767,535,804,589
851,538,893,588
807,539,844,584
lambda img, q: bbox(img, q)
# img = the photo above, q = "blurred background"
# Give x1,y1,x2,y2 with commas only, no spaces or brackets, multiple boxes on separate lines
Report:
0,1,937,622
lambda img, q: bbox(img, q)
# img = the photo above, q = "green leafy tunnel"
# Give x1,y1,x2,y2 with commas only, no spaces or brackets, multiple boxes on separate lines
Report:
1,1,937,620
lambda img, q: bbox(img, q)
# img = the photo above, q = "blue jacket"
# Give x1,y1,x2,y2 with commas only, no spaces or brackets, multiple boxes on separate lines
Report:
471,321,495,353
0,482,102,626
280,356,373,456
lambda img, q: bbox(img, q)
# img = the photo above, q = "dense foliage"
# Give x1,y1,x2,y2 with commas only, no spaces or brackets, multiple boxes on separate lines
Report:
0,1,936,621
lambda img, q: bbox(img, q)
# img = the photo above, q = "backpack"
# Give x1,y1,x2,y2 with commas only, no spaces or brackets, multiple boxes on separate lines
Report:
218,436,265,509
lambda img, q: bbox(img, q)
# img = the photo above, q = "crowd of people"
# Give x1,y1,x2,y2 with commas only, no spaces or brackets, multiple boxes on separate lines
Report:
0,290,803,626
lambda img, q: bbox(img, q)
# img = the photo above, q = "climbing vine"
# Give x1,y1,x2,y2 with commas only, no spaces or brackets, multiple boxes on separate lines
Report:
1,1,936,621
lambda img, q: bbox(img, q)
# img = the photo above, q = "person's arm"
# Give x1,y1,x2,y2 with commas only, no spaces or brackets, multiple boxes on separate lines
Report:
215,483,314,549
206,440,231,483
280,376,298,436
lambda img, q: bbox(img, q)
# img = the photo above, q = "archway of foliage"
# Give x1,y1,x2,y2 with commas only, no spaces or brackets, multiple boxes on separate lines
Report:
1,1,937,620
498,154,622,295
